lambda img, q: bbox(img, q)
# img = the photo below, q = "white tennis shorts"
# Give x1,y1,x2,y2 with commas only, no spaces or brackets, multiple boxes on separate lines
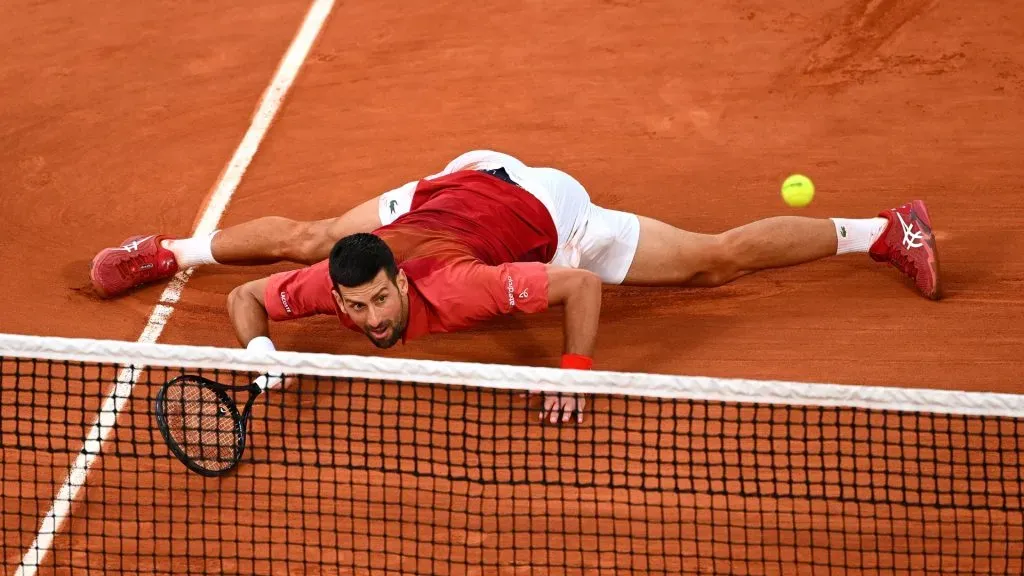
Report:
378,150,641,284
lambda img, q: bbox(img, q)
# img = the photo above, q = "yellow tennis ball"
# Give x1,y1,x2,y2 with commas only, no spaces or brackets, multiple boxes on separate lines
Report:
781,174,815,208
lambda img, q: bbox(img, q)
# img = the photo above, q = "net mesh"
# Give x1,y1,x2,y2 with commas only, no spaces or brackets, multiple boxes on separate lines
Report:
2,334,1023,575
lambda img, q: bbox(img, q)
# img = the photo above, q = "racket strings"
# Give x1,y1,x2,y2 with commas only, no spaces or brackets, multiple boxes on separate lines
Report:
163,380,239,472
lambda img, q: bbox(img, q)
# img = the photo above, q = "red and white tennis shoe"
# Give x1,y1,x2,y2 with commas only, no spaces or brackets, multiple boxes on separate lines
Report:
869,200,941,300
90,235,179,298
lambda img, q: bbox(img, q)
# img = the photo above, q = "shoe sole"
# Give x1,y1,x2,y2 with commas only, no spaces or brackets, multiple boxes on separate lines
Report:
910,200,941,300
89,249,116,299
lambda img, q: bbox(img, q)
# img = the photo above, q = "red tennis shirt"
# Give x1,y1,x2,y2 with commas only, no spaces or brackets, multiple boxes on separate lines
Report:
263,170,559,342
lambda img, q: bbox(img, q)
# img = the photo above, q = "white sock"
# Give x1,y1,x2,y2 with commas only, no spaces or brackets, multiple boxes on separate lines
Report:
831,217,889,255
163,231,220,268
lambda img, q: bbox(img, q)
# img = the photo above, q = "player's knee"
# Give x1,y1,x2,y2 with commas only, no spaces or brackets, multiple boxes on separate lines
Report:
701,234,743,286
289,220,334,263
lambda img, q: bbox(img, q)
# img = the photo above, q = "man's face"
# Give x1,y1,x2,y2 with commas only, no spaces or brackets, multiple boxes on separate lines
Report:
333,269,409,349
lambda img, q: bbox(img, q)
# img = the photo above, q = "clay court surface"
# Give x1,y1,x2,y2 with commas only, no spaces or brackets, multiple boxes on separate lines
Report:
2,0,1023,574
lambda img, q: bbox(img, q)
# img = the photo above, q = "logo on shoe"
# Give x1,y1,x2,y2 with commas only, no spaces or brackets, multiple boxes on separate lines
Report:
116,235,155,253
897,213,924,249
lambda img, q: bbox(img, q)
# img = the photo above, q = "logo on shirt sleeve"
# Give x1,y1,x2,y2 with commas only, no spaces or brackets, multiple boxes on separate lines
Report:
505,275,515,308
279,292,294,315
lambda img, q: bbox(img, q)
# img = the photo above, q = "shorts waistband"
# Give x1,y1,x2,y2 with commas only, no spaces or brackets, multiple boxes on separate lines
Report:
479,167,522,188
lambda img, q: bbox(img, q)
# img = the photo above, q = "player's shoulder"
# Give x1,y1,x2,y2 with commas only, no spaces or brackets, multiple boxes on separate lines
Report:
401,255,477,284
296,258,332,278
273,259,332,291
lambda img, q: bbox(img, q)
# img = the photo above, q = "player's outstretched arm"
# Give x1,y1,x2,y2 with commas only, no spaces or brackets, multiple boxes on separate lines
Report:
545,266,602,359
541,266,602,423
226,277,291,390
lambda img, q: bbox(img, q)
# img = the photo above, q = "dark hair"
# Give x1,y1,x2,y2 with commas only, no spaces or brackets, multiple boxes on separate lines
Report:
329,233,398,288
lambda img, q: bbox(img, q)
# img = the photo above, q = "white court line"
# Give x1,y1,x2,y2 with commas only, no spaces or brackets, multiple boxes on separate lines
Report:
15,0,336,573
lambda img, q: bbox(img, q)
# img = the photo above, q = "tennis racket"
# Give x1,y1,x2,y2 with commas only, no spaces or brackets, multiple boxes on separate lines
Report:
154,374,267,477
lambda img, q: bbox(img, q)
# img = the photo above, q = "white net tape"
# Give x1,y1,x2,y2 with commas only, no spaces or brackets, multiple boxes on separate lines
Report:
2,332,1023,417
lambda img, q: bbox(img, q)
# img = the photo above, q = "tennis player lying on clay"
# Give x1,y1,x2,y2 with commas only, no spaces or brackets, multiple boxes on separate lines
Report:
90,150,941,424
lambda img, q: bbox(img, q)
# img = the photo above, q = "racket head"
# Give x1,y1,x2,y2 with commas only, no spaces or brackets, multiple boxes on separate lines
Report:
154,374,248,477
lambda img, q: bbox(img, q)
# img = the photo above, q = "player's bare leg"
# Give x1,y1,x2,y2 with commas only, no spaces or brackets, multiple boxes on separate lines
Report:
176,151,495,268
622,215,887,287
90,196,382,297
168,195,381,268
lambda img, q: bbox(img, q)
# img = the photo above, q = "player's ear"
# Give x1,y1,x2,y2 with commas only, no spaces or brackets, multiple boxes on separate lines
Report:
331,287,345,310
395,270,408,296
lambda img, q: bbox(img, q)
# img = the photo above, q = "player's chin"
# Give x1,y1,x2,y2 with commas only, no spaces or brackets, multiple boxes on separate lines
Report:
366,330,399,349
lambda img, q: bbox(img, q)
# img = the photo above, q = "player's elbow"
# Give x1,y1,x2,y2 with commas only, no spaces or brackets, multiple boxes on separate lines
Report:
227,280,264,316
227,283,247,312
547,267,602,306
575,269,602,296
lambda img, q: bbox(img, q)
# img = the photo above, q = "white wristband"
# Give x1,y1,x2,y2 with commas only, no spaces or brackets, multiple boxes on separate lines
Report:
246,336,276,353
246,337,283,390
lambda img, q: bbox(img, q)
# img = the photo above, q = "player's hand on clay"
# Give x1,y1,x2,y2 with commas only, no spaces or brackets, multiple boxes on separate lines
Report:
541,393,586,424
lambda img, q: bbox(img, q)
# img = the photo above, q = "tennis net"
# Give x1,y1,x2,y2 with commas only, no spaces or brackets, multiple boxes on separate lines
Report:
1,333,1022,575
